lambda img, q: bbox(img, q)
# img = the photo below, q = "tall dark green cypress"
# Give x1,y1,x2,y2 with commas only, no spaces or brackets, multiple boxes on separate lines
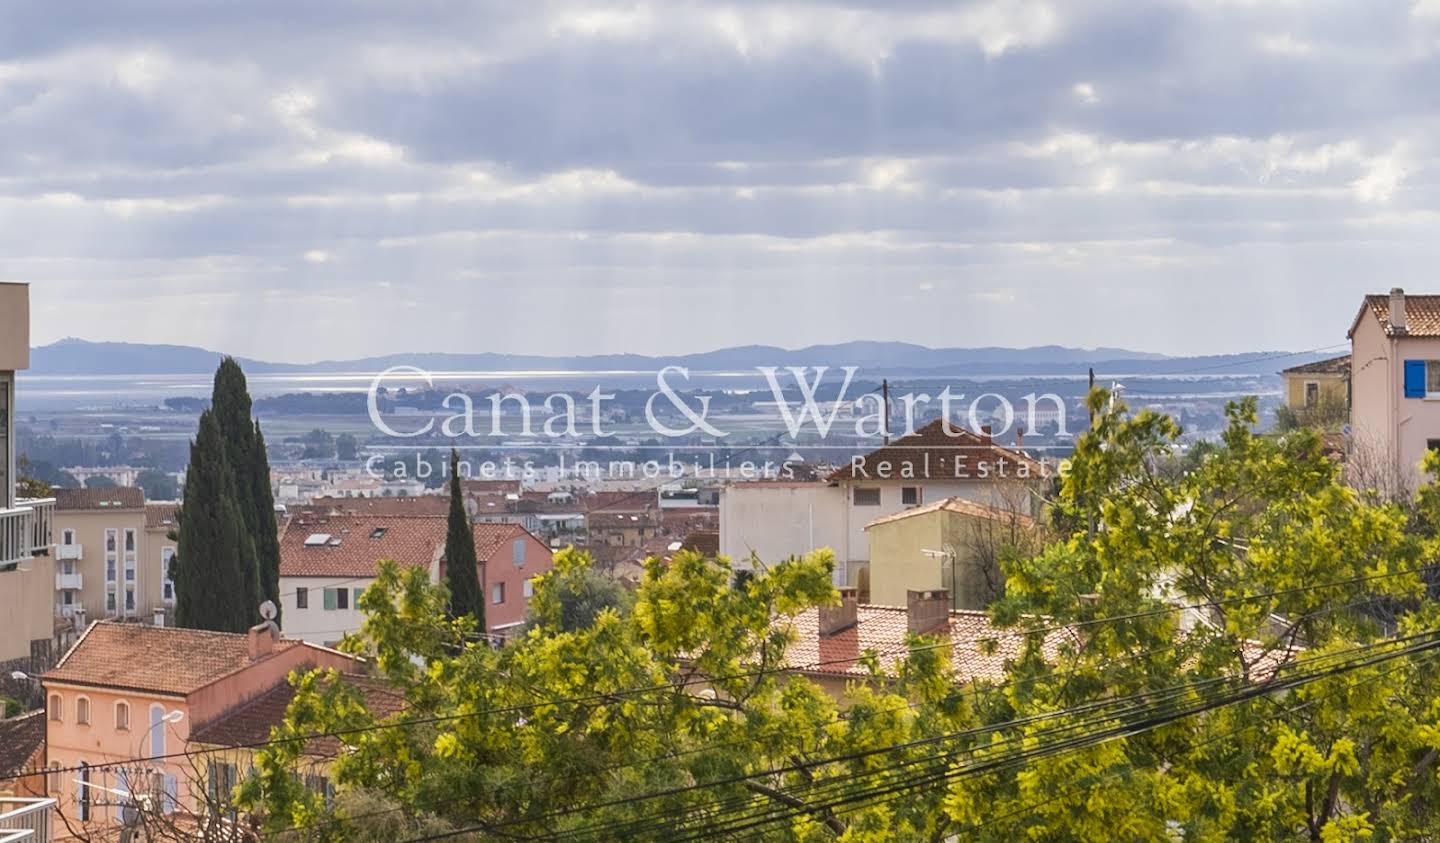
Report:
210,357,282,624
174,412,259,632
444,450,485,630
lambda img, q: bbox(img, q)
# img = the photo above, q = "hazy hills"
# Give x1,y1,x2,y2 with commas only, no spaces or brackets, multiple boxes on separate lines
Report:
26,338,1324,377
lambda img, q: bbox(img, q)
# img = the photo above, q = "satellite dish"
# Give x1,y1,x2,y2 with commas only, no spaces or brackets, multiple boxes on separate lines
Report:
259,600,278,621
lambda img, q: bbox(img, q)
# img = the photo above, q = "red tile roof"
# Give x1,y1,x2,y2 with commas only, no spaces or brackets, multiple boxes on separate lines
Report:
280,514,543,578
0,711,44,777
1350,293,1440,338
280,515,446,578
777,604,1075,682
55,486,145,511
43,621,304,696
191,673,404,757
828,418,1044,482
1280,355,1351,377
145,502,180,530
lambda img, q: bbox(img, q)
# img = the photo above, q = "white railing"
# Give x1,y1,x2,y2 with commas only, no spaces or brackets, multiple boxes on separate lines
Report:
54,572,82,591
0,797,55,843
0,498,54,568
56,544,82,561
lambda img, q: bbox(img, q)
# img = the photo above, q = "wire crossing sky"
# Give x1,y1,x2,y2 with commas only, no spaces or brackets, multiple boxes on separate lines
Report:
3,1,1438,359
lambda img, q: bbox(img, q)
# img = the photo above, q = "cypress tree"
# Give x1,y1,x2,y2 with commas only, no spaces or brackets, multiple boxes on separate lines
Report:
210,357,282,624
174,411,259,632
444,450,485,629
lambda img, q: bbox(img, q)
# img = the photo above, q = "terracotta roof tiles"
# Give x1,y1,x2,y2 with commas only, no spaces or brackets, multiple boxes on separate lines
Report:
44,621,303,696
55,486,145,511
191,673,404,757
1350,293,1440,339
0,711,45,777
828,418,1045,482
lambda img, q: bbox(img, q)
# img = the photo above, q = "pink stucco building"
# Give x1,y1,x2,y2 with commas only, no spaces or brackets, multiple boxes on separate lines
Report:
41,620,359,836
1349,289,1440,493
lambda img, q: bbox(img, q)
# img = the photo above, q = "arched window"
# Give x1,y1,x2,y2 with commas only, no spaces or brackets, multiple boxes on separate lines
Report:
48,694,62,722
150,705,168,756
76,696,91,725
115,700,130,731
47,762,62,795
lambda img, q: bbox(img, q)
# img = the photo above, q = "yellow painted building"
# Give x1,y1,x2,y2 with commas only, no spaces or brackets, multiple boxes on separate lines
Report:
1280,355,1350,411
864,497,1034,611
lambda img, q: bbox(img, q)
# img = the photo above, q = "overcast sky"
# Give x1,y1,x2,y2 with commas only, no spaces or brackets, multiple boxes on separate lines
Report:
3,0,1439,362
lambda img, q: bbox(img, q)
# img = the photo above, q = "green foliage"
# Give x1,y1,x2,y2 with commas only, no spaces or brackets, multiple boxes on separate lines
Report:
336,432,360,462
174,411,259,632
239,391,1440,840
135,468,178,500
522,551,632,634
189,357,282,624
444,450,485,629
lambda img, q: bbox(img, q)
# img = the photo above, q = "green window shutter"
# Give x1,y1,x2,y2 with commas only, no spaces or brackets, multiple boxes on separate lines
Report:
353,587,364,606
323,588,337,611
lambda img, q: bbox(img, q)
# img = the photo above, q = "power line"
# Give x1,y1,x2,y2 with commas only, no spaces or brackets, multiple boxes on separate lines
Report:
17,557,1430,789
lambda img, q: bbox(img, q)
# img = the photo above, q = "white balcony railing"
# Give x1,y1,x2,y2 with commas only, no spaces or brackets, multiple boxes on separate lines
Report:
55,572,82,591
0,797,55,843
0,498,54,568
56,543,82,561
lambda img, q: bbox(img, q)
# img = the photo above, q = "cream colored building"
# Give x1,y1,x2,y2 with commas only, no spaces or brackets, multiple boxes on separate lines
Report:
52,488,178,627
1280,355,1350,412
865,497,1033,611
0,282,59,672
720,420,1045,588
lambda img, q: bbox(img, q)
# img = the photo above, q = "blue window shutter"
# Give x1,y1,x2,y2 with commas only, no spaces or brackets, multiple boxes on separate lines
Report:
1405,360,1427,398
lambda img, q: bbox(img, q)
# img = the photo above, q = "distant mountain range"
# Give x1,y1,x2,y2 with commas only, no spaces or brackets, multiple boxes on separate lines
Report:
25,338,1334,377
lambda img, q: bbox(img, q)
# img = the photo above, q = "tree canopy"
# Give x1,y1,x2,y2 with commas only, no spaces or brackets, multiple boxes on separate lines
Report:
237,392,1440,842
443,449,485,629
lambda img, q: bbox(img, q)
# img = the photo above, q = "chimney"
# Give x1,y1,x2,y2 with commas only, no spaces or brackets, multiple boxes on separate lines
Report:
248,600,280,660
152,607,166,628
979,425,993,445
907,589,952,635
247,621,278,660
1391,287,1409,333
818,587,859,636
1015,426,1025,450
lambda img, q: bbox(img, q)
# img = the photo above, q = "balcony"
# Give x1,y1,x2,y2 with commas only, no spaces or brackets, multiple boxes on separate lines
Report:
55,543,82,561
0,797,55,843
55,572,82,591
0,498,54,569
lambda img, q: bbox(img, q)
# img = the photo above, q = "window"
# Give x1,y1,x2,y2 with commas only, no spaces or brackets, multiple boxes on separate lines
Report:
1304,382,1320,408
323,588,337,611
115,701,130,731
207,761,239,806
79,763,91,821
1404,360,1440,398
106,559,117,583
106,591,117,613
124,529,136,553
337,587,349,610
125,588,135,612
512,538,526,566
62,529,74,546
76,696,90,725
353,587,364,606
48,762,62,795
901,486,921,506
106,530,116,553
853,488,881,506
492,582,505,604
62,559,74,576
63,590,73,606
150,705,167,756
49,694,61,722
523,579,534,599
296,587,308,609
162,547,176,603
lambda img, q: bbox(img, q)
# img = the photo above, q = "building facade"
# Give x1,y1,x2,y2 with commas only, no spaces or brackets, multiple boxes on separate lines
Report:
1349,289,1440,492
51,488,178,628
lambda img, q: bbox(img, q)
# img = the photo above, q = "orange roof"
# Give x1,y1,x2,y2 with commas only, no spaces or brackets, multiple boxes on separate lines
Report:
191,673,404,757
280,514,543,578
145,502,179,530
828,418,1044,482
864,496,1034,530
280,515,446,578
55,486,145,511
1349,293,1440,338
43,621,304,696
777,604,1075,682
